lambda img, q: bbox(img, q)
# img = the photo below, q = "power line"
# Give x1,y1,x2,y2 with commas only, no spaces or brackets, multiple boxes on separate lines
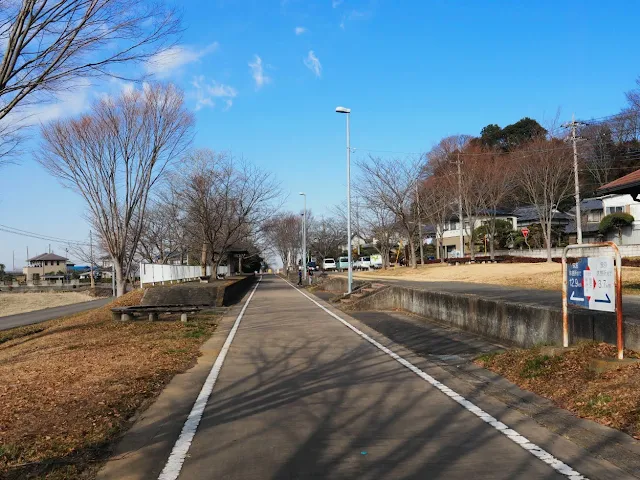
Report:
0,224,90,247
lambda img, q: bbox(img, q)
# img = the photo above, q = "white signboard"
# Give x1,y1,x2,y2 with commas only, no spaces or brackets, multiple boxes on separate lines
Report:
583,257,615,312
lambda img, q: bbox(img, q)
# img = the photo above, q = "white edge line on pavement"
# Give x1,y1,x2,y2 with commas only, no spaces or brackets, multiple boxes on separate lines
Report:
281,277,587,480
157,276,262,480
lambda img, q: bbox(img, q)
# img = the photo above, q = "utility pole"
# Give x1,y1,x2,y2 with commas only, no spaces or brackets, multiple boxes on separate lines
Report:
563,114,586,244
457,152,464,257
89,230,95,288
299,193,307,280
416,179,424,265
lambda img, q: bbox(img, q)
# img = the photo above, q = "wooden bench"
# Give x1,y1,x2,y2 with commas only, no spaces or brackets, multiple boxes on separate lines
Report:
111,305,206,322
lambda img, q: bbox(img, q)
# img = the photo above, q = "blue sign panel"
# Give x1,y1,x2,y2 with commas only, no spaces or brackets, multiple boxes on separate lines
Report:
567,258,589,309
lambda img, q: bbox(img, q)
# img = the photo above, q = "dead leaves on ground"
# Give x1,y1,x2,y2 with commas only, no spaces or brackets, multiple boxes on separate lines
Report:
0,289,218,479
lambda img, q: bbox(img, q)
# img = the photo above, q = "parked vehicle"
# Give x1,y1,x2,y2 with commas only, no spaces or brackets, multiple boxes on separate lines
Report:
370,254,383,269
357,256,371,270
323,258,336,271
354,258,362,270
307,261,318,271
337,257,350,272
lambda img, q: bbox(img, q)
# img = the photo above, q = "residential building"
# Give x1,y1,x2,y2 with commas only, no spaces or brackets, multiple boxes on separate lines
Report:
430,212,518,258
23,253,68,281
566,194,640,245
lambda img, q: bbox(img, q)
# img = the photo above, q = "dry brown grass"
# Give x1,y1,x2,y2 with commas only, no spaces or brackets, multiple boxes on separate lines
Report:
356,262,640,294
476,343,640,439
0,290,219,479
0,292,96,317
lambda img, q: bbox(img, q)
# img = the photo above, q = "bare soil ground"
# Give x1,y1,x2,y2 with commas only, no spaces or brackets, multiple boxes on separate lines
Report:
356,262,640,294
0,290,219,479
475,343,640,439
0,292,96,317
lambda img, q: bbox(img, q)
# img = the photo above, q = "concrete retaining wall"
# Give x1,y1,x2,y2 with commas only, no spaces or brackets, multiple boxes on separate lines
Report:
142,275,256,307
320,276,640,350
495,244,640,258
221,275,256,306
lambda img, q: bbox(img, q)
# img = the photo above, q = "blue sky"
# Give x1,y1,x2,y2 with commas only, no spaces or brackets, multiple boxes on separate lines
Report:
2,0,640,268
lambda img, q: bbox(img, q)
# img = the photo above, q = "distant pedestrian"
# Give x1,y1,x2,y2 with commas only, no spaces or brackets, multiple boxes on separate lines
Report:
308,267,314,285
297,267,302,286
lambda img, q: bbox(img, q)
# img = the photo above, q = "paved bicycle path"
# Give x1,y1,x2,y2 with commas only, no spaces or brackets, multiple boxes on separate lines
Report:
151,275,627,480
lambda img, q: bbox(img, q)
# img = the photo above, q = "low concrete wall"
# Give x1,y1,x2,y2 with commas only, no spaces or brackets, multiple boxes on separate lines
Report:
221,275,256,306
495,244,640,258
142,275,256,307
322,276,640,350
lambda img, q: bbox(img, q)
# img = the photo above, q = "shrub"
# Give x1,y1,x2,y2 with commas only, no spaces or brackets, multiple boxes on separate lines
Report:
599,212,634,244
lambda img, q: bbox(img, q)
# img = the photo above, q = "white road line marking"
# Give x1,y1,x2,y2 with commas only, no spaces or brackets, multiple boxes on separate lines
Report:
281,277,587,480
158,276,262,480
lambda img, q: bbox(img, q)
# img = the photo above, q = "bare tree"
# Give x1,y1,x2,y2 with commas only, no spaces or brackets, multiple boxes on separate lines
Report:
356,155,422,268
174,149,281,275
419,175,455,261
263,213,302,272
38,83,194,296
363,203,397,269
309,217,345,262
137,199,186,264
426,135,473,257
474,150,515,260
517,138,574,262
0,0,180,165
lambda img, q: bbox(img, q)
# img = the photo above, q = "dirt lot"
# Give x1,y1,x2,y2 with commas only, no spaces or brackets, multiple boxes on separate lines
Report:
0,292,95,317
356,262,640,294
476,343,640,439
0,290,219,479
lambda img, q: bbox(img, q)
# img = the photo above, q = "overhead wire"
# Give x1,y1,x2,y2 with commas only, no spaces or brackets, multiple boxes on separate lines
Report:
0,224,91,247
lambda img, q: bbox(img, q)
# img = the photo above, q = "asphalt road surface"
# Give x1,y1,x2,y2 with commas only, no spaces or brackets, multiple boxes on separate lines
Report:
129,275,631,480
0,297,112,331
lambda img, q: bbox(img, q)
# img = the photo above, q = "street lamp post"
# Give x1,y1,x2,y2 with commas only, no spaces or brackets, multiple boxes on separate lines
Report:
336,106,352,294
299,192,307,280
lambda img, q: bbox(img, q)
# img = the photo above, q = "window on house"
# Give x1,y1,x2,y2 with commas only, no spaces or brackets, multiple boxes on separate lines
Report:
587,211,602,222
607,206,624,214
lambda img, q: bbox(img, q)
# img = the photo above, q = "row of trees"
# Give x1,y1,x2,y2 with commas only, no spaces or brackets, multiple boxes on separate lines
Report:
39,85,280,295
346,77,640,265
0,1,282,296
263,212,346,271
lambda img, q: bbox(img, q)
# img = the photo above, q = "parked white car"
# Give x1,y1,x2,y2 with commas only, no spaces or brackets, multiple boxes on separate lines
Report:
357,256,371,270
323,258,336,271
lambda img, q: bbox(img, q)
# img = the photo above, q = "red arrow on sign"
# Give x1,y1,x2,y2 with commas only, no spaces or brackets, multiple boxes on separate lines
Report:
521,227,529,238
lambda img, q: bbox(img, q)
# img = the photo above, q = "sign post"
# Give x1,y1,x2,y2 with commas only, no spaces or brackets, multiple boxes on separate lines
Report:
562,242,623,359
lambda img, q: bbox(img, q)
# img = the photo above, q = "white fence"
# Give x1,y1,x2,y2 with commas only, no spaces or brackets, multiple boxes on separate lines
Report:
138,263,234,286
139,263,210,286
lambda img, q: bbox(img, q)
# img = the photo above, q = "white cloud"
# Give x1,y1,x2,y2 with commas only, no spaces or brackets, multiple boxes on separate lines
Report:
146,42,219,77
13,78,93,126
191,76,238,111
248,55,271,89
332,0,343,7
340,9,369,29
295,26,307,35
303,50,322,78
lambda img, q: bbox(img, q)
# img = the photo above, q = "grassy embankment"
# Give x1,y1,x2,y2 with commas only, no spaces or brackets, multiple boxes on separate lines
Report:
0,290,219,479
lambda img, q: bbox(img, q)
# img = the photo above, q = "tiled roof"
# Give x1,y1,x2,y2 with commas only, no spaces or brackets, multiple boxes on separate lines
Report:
598,169,640,193
27,253,68,262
